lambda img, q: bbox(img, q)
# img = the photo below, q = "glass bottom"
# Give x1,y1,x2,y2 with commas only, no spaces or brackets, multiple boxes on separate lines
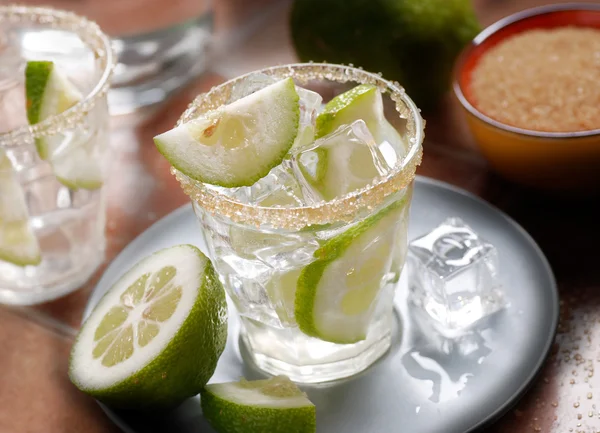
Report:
0,245,104,306
239,310,400,384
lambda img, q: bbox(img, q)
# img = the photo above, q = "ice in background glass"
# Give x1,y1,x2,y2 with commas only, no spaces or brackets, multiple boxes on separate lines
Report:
172,64,424,383
0,6,114,305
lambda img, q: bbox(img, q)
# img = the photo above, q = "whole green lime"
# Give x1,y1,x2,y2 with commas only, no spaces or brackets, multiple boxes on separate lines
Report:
290,0,480,110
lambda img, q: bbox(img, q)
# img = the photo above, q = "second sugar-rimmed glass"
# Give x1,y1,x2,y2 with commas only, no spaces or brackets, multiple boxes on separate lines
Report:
0,5,115,305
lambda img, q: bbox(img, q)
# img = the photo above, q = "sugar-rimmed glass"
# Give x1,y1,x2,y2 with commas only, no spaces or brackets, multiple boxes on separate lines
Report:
0,5,115,305
174,63,424,383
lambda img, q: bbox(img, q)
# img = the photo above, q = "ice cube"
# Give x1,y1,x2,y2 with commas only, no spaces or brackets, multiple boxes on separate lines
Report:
240,163,305,207
407,217,504,336
291,119,391,203
294,87,322,150
0,77,27,133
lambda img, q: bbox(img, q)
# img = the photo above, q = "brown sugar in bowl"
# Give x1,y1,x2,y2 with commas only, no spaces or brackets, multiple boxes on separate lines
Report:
453,3,600,192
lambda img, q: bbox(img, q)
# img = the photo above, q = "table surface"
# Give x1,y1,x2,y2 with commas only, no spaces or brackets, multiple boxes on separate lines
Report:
1,1,598,432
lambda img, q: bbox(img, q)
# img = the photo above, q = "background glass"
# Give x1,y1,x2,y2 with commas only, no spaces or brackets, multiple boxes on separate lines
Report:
0,6,114,305
18,0,213,116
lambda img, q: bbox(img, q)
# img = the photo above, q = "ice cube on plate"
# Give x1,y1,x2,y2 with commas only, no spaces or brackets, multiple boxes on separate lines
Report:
407,217,504,335
291,119,391,202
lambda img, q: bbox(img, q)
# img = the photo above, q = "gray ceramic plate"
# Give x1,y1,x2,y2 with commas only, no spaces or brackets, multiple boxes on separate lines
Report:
84,176,558,433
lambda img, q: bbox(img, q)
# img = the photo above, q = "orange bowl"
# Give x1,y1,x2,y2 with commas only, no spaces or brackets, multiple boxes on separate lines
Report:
453,3,600,192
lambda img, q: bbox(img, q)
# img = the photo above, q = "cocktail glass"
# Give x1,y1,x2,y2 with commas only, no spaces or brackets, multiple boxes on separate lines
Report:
173,64,424,383
0,6,115,305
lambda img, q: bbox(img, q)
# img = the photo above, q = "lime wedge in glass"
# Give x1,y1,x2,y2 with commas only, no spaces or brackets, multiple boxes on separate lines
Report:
316,83,404,166
154,78,300,187
0,151,41,266
295,198,407,344
25,60,103,190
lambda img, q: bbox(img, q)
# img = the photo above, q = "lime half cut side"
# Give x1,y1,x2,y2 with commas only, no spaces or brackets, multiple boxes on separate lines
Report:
154,78,300,187
0,151,41,266
69,244,228,409
201,375,316,433
25,61,103,190
295,197,408,344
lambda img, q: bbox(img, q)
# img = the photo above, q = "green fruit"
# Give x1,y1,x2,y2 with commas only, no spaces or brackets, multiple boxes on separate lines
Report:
154,78,300,187
25,61,103,190
291,0,480,109
201,375,316,433
69,245,228,409
295,197,408,344
0,150,41,266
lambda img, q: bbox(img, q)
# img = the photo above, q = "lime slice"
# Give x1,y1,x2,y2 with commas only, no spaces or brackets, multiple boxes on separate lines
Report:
316,84,404,162
25,61,103,190
69,244,228,409
154,78,300,187
201,375,316,433
295,197,407,344
0,151,41,266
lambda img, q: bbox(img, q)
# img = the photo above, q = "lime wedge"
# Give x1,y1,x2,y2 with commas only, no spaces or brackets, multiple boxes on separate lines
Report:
295,197,407,344
69,245,228,409
295,120,390,202
25,61,103,190
154,78,300,187
201,375,316,433
0,151,41,266
316,84,404,160
52,143,103,190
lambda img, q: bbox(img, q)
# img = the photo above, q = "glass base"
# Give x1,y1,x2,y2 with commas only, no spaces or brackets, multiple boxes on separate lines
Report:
0,247,104,306
238,311,400,384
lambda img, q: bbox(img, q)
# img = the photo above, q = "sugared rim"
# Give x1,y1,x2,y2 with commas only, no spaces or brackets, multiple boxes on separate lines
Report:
453,3,600,139
0,5,115,147
173,63,424,229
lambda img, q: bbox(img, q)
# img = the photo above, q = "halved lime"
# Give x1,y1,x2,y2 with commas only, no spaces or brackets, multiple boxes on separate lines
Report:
0,151,41,266
154,78,300,187
69,244,228,409
295,197,407,344
201,375,316,433
25,61,103,190
316,84,404,163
